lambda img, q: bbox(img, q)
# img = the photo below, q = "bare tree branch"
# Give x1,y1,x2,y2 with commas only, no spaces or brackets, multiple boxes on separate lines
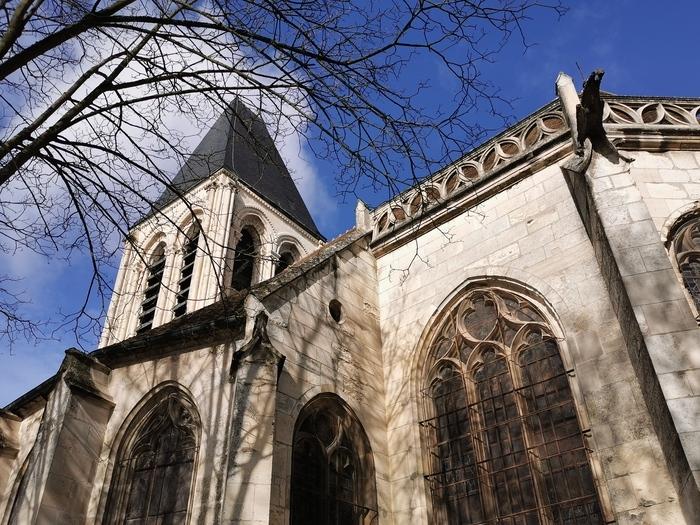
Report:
0,0,566,347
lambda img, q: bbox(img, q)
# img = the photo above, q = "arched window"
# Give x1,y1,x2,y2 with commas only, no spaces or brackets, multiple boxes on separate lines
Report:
174,223,201,318
274,243,300,275
231,228,258,291
136,243,166,334
420,287,603,524
105,387,200,524
672,216,700,313
290,394,378,525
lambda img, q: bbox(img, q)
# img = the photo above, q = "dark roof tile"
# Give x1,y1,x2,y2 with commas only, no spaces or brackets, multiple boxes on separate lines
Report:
155,99,322,238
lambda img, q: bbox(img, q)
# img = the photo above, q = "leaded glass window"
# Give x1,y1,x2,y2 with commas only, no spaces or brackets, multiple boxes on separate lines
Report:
106,390,200,524
673,217,700,312
290,395,378,525
420,288,603,525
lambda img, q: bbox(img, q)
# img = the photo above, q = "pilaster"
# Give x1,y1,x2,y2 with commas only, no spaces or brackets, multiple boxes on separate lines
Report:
564,151,700,523
222,312,285,525
0,410,20,521
5,350,113,525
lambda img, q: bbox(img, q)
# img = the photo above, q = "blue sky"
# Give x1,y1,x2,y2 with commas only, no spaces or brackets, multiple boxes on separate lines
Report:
2,0,700,406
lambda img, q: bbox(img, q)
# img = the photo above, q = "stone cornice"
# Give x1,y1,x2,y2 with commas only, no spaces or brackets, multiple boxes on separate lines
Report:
370,100,567,246
369,94,700,255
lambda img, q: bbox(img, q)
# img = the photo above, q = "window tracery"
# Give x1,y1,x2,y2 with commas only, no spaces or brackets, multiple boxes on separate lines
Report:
291,395,378,525
105,389,200,524
174,224,200,318
672,216,700,313
136,243,166,333
420,288,603,524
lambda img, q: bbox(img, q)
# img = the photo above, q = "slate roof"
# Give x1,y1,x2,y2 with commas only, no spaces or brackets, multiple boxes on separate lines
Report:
154,98,322,239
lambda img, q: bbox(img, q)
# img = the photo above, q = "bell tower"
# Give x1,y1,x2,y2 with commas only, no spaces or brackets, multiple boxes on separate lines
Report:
100,99,323,346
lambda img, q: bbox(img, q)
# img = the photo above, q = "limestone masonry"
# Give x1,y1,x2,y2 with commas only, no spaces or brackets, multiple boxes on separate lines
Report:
1,73,700,524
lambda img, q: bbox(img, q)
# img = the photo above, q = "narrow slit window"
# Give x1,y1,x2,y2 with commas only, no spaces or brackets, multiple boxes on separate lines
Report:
274,251,295,275
275,243,300,276
136,243,166,333
174,224,200,318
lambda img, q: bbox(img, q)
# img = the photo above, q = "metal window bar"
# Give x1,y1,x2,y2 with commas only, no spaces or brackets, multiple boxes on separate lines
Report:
121,424,198,523
421,347,603,524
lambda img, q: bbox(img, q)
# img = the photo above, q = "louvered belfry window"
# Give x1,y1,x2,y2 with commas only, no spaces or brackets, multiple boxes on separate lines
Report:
673,217,700,312
173,224,200,318
136,243,166,334
420,288,603,525
105,390,200,524
291,395,379,525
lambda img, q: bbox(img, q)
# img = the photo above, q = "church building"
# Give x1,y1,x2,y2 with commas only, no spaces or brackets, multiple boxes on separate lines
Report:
1,72,699,524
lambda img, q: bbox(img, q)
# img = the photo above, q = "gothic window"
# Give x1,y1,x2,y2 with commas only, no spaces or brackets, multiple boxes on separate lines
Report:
274,243,300,275
105,388,200,524
672,216,700,313
290,395,378,525
136,243,166,334
174,224,200,318
231,228,258,291
420,288,603,525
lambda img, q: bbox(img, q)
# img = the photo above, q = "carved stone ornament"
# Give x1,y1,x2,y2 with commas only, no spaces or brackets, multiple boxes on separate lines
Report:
229,311,285,379
574,69,633,163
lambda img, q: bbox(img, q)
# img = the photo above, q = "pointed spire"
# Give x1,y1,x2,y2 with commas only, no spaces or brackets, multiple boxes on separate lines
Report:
155,98,322,239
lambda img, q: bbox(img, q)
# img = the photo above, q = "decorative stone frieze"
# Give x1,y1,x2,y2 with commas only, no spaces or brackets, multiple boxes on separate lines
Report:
372,103,568,238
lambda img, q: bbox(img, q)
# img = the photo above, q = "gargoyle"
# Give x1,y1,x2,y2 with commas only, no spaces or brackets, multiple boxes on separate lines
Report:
575,69,633,163
576,69,606,155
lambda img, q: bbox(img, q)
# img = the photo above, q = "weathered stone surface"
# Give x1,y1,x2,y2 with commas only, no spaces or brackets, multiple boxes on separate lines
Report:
6,89,700,525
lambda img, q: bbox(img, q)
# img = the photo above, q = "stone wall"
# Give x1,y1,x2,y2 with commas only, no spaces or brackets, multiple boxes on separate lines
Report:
83,345,236,523
565,149,700,522
374,161,688,523
631,150,700,234
261,236,391,524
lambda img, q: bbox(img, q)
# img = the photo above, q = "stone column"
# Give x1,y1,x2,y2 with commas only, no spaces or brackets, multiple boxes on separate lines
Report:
222,312,285,525
200,177,237,306
564,150,700,523
7,349,113,525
